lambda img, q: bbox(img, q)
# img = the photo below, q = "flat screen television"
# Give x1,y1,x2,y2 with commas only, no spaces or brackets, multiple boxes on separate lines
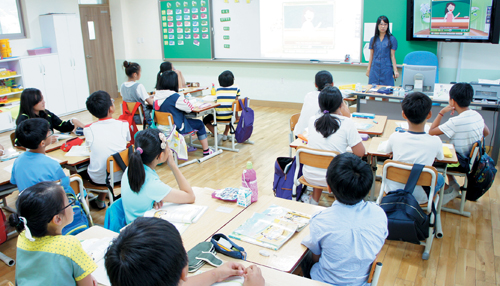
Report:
407,0,500,43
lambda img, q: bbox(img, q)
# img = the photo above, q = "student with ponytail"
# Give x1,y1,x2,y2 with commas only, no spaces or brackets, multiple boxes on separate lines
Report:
155,61,187,90
121,128,195,224
303,86,365,205
120,60,154,124
10,181,97,286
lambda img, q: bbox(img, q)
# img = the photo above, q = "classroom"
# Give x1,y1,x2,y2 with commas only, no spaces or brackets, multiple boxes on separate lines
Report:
0,0,500,285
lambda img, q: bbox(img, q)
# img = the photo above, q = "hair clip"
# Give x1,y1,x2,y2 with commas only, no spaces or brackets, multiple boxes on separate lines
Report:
323,110,330,114
136,147,143,154
19,216,35,241
158,133,167,150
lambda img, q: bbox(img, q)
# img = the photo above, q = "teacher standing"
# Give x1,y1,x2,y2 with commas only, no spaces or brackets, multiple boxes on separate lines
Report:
366,16,399,86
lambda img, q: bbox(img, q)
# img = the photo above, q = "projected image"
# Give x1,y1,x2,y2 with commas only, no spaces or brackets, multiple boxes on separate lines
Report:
282,4,335,54
430,0,471,31
412,0,491,39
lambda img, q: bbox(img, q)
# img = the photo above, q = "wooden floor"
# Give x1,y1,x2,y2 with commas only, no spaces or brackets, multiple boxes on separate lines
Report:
0,102,499,285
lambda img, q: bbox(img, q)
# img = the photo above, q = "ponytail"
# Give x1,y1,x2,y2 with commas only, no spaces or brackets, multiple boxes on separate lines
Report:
155,71,162,90
127,128,166,193
123,61,141,78
315,86,343,138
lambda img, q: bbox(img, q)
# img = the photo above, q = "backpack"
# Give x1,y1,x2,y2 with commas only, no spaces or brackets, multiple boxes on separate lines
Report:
62,189,90,235
273,157,303,201
105,146,133,202
379,164,435,244
234,98,253,143
466,140,497,201
118,101,140,145
0,209,7,244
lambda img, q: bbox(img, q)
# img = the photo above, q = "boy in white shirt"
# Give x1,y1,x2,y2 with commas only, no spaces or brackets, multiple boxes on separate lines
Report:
429,83,490,204
84,90,131,209
383,92,444,204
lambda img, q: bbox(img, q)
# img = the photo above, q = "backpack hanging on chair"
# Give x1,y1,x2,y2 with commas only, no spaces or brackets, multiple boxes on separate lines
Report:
118,101,140,145
273,157,304,201
466,139,497,201
234,98,254,143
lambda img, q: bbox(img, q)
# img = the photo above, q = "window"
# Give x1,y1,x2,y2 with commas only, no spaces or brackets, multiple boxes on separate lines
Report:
0,0,25,39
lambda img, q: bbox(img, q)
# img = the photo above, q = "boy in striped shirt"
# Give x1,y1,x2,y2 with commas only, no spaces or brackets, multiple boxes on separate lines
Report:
203,70,241,144
430,83,490,204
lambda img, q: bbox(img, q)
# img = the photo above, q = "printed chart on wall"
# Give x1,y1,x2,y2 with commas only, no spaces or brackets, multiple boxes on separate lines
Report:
212,0,363,62
160,0,212,59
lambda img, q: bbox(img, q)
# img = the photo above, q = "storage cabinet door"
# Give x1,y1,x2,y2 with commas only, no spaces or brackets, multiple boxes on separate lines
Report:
40,55,66,116
67,15,90,110
19,57,46,95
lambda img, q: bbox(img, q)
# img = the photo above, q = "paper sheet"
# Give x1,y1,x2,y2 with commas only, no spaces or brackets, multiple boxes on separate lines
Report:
397,122,431,133
3,163,14,174
81,237,114,286
216,206,234,213
65,146,91,157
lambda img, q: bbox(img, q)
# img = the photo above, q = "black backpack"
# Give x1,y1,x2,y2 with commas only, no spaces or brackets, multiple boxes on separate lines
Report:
379,164,436,245
466,140,497,201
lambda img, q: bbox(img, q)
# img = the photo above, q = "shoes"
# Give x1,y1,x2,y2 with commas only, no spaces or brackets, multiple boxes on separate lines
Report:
442,185,460,206
217,134,224,146
222,135,232,141
87,193,96,200
187,146,197,152
203,148,215,156
90,199,106,210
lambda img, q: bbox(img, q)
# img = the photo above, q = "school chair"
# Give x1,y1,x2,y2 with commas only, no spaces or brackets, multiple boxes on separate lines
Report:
217,97,254,152
153,110,190,167
68,174,94,227
9,132,15,148
441,142,480,217
122,101,147,130
83,146,132,206
376,160,441,260
403,51,439,83
368,253,383,286
289,113,300,157
292,146,338,198
104,198,126,232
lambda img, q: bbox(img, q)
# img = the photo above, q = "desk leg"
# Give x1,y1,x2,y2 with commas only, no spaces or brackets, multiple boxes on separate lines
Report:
213,108,218,152
356,96,361,112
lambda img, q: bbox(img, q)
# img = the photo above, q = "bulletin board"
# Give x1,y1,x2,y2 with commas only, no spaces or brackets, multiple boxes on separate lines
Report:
159,0,212,59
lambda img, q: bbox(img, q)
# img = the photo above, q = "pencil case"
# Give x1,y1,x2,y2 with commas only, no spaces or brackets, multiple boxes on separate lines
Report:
211,233,246,260
187,241,223,273
61,137,84,152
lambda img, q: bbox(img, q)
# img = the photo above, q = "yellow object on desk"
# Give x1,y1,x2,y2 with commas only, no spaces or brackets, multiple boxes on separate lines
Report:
443,145,453,158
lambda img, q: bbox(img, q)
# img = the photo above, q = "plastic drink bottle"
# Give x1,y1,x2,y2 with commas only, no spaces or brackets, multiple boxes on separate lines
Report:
242,161,258,202
211,83,216,95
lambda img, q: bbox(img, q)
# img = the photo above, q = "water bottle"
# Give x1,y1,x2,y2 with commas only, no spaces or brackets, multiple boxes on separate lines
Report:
399,88,405,97
355,83,362,92
242,161,258,202
211,83,216,95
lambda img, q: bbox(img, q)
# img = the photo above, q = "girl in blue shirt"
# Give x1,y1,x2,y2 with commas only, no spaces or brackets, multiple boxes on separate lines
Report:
366,16,399,86
121,128,195,224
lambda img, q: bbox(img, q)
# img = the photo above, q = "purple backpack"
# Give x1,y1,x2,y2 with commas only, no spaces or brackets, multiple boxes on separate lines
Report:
273,157,303,201
235,98,253,143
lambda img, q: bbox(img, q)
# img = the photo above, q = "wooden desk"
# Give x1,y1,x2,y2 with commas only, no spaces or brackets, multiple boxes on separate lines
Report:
351,115,387,136
179,86,208,95
214,195,325,273
289,137,372,156
48,148,90,173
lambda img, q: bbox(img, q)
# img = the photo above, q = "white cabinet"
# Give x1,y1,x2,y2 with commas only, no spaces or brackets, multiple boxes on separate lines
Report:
20,55,66,115
40,14,90,113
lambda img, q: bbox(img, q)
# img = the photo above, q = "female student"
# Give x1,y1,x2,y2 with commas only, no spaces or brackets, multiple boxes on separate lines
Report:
16,88,85,143
121,128,196,224
9,181,97,286
445,2,460,22
155,61,186,89
303,86,364,205
366,16,398,86
154,71,214,156
120,61,154,124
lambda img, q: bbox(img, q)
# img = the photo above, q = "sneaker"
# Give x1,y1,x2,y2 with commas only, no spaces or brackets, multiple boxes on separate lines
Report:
300,191,311,204
203,148,215,156
90,199,106,210
217,134,224,146
87,193,97,200
222,135,228,141
442,186,460,205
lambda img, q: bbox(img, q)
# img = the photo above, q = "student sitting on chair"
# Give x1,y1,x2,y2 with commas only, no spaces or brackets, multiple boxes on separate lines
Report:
303,86,364,205
105,217,265,286
84,91,131,209
301,153,387,285
429,83,490,204
120,61,154,125
121,128,195,224
382,92,445,204
154,71,214,156
203,70,241,144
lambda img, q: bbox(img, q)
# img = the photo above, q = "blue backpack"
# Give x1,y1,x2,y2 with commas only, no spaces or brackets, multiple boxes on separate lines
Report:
234,98,253,143
62,188,90,235
466,140,497,201
273,157,303,201
380,164,435,245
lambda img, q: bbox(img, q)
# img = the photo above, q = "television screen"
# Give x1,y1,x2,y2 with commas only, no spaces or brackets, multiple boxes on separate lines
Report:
408,0,500,43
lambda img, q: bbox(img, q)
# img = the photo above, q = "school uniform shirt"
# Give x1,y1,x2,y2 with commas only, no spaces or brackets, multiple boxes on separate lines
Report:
382,131,444,204
438,109,485,157
10,151,74,194
303,114,362,186
215,85,240,121
120,81,150,106
368,34,398,86
302,200,388,286
294,90,320,136
121,165,172,224
84,118,130,184
17,110,75,133
15,231,97,286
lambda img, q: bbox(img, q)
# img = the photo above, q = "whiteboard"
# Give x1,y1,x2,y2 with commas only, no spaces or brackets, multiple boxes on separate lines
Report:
212,0,363,62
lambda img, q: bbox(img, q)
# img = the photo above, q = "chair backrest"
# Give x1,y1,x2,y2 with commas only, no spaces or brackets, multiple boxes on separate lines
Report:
290,113,300,133
368,253,382,285
233,97,249,112
9,132,15,147
154,110,174,127
106,147,132,173
296,146,338,169
468,141,480,172
383,160,437,187
124,101,144,116
403,51,439,83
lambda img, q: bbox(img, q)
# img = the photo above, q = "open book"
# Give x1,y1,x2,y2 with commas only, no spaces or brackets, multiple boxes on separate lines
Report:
229,205,311,250
143,203,208,234
81,237,114,286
